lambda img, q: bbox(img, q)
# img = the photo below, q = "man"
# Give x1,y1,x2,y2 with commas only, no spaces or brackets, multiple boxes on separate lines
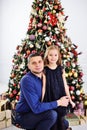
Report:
15,53,69,130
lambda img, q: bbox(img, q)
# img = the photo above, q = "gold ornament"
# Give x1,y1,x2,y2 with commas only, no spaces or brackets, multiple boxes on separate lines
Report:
65,73,68,77
74,72,78,78
68,71,72,76
84,100,87,106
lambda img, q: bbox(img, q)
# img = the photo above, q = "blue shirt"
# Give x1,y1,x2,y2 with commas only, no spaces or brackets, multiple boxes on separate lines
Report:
16,72,57,114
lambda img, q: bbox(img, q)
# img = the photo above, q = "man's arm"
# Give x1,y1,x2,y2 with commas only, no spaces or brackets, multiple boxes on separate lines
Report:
21,76,69,114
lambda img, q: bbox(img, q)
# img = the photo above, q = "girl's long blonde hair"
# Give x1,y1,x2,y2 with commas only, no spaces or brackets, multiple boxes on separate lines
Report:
44,45,62,66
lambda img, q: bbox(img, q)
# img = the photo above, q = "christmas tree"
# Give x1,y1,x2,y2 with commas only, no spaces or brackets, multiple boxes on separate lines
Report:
7,0,84,108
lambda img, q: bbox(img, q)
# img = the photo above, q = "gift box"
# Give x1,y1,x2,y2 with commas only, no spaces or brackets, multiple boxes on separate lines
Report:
0,120,6,130
0,99,11,111
0,93,7,100
0,110,11,129
11,101,17,110
0,98,12,129
0,110,6,121
65,113,80,126
79,115,86,125
0,94,12,129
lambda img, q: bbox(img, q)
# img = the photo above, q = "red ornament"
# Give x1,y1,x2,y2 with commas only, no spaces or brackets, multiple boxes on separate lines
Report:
38,29,43,33
54,5,58,10
66,62,70,67
10,93,14,98
79,72,83,77
16,95,19,100
58,4,62,10
26,50,30,55
28,26,32,30
47,41,52,46
43,7,46,11
11,73,15,78
47,12,57,26
70,86,75,91
31,50,37,54
13,90,17,95
13,83,16,87
36,7,39,11
16,45,19,50
78,78,81,82
71,49,78,56
71,95,75,100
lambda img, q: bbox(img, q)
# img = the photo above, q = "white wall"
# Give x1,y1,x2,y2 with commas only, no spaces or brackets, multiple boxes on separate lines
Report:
0,0,87,94
61,0,87,94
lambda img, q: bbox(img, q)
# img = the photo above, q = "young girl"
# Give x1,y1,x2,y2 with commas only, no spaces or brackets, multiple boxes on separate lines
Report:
43,45,75,130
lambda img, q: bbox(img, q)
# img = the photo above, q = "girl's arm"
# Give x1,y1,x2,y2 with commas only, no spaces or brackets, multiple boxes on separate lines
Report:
41,73,46,101
62,69,75,108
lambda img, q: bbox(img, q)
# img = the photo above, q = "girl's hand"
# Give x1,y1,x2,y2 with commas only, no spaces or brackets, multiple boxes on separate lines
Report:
70,100,75,108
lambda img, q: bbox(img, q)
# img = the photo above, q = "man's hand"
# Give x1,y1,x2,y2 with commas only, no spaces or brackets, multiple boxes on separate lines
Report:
57,96,69,107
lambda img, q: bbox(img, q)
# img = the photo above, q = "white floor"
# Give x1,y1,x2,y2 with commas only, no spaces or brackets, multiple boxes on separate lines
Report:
2,124,87,130
72,124,87,130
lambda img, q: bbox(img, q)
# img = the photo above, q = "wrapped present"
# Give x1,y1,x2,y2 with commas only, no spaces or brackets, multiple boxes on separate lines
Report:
0,100,7,111
6,109,11,118
65,113,80,126
6,110,11,126
6,118,11,127
0,95,12,129
0,99,11,111
0,120,6,130
79,115,86,125
0,110,6,121
11,101,17,109
0,110,11,129
0,93,6,100
0,119,11,129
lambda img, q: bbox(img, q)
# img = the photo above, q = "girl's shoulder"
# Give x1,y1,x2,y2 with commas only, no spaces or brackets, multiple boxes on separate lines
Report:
55,65,64,70
58,65,64,69
44,65,64,71
58,65,65,74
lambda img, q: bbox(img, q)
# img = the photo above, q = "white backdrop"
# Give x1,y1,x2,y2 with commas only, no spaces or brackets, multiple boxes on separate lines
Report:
0,0,87,94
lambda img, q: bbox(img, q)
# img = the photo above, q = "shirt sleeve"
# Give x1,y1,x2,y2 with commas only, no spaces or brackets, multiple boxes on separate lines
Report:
21,76,58,114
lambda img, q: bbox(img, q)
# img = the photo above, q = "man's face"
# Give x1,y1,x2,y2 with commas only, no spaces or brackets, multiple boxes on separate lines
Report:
28,56,44,74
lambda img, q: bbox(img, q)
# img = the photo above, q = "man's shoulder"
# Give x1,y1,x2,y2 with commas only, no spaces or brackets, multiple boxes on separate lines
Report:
21,72,32,81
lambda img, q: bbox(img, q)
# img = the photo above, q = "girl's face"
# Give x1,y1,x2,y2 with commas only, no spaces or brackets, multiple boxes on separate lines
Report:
47,49,58,64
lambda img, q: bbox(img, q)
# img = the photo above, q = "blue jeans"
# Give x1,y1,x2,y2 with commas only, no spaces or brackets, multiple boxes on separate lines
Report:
63,118,69,130
16,110,57,130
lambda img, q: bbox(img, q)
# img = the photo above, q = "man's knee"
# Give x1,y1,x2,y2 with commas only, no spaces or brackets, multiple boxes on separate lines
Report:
63,118,69,129
49,110,57,123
